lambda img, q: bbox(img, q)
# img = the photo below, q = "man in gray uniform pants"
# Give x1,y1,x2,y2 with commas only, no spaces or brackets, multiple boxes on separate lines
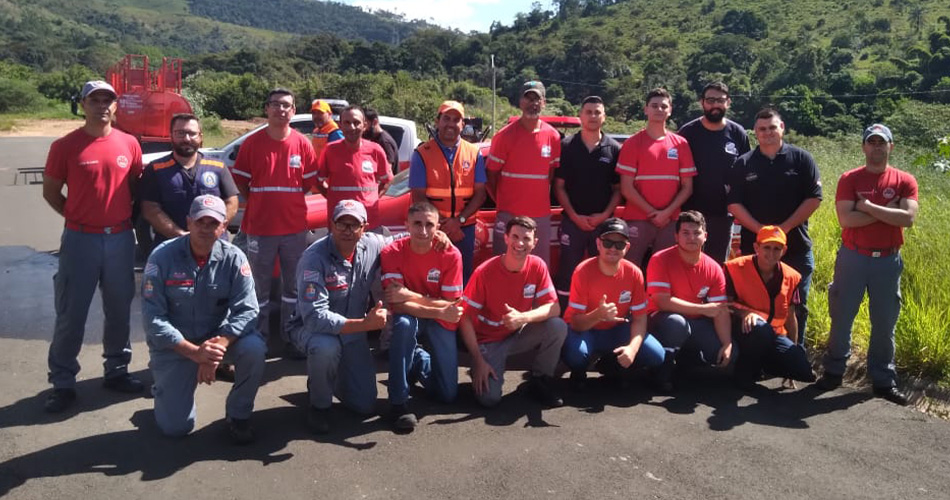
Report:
142,195,266,443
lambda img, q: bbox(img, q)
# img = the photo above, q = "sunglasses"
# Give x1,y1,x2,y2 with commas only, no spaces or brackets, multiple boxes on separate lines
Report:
600,238,627,250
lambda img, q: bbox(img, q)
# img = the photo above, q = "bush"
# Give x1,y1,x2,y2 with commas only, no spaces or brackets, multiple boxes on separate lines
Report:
886,100,950,147
0,77,45,113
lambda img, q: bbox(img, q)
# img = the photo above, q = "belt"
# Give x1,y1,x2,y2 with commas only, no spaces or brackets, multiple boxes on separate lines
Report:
65,220,132,234
844,242,899,258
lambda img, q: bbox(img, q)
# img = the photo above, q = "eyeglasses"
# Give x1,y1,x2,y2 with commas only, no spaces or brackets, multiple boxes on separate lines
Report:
267,101,294,110
600,238,627,250
703,97,728,105
172,130,201,138
334,220,364,232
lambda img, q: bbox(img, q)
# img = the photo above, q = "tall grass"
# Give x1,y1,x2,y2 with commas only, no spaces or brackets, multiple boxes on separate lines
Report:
798,135,950,384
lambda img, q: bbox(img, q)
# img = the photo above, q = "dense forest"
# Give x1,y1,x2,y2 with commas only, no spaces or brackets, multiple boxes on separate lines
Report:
3,0,950,145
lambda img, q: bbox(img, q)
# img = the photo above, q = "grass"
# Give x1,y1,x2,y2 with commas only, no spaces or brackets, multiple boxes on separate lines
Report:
797,135,950,384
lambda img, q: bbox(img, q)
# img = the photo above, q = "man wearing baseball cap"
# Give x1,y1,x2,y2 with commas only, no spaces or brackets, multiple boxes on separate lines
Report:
142,195,266,443
724,225,815,391
486,81,561,266
42,79,144,413
410,100,488,282
310,99,343,159
816,124,919,406
561,218,666,391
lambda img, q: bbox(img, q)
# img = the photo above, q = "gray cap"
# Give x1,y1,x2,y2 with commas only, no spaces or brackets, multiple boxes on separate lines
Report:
80,80,117,100
597,217,630,239
332,199,367,223
189,194,227,222
863,123,893,143
521,80,546,99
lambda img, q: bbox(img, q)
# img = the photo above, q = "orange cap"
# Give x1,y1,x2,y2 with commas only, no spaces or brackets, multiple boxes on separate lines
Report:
310,99,331,114
756,225,787,246
438,100,464,118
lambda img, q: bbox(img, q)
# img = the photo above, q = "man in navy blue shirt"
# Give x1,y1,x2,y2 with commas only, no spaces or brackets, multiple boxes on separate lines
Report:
678,82,750,263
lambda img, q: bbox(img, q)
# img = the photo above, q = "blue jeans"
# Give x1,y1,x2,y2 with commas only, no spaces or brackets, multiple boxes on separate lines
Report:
782,248,814,347
562,323,665,371
48,228,135,389
733,320,813,382
388,314,459,405
150,332,266,437
823,246,902,388
649,312,725,366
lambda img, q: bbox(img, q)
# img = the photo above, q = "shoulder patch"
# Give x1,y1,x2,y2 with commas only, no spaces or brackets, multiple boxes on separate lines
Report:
152,158,177,170
200,159,225,169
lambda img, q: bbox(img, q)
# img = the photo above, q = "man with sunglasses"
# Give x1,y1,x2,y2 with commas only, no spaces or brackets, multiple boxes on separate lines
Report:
561,218,666,390
232,88,318,359
677,82,750,263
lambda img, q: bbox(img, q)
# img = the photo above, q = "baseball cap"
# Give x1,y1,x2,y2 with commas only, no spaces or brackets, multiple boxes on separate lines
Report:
863,123,893,143
332,199,367,224
189,194,227,223
310,99,331,114
438,100,465,118
597,218,630,240
81,81,117,100
521,80,546,99
756,225,787,246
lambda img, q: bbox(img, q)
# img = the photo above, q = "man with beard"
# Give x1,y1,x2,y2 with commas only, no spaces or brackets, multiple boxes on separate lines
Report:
677,82,750,263
140,114,240,248
310,99,343,160
363,107,399,174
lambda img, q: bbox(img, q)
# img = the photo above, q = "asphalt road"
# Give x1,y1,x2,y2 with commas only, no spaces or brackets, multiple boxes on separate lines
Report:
1,137,948,499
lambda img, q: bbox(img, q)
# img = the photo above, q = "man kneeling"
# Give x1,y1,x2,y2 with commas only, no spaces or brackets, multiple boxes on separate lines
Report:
143,195,266,444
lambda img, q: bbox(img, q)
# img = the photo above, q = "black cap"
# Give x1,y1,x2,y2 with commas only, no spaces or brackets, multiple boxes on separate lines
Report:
597,217,630,239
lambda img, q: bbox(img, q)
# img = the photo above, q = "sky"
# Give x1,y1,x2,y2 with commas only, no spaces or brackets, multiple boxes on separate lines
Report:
343,0,550,33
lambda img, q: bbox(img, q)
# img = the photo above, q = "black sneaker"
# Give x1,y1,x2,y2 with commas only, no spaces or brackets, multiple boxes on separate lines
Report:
390,403,418,432
102,374,145,393
44,388,76,413
873,386,911,406
814,373,843,391
569,370,588,392
227,417,256,445
527,376,563,408
307,406,330,434
284,342,307,360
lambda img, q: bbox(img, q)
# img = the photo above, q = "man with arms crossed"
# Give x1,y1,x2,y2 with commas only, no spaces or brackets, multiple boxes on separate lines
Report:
816,124,918,406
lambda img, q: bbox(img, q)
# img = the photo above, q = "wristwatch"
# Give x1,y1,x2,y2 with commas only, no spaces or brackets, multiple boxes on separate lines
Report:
458,215,467,224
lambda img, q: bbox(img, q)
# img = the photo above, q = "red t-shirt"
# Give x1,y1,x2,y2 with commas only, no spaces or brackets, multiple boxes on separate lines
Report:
462,254,556,343
317,139,393,228
381,238,464,331
232,129,317,235
836,166,918,250
616,130,696,220
44,128,142,227
564,257,648,330
485,120,561,217
646,246,727,316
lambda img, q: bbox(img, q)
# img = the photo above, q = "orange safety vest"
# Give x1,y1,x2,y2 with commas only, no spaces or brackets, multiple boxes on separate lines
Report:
724,255,801,335
311,121,340,159
418,138,479,225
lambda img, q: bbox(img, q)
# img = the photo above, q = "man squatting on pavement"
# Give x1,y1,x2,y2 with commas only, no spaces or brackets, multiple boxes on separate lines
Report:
487,81,561,267
562,218,666,390
816,124,919,406
142,195,266,444
460,216,568,408
553,96,622,311
42,80,145,413
232,88,318,359
677,81,750,264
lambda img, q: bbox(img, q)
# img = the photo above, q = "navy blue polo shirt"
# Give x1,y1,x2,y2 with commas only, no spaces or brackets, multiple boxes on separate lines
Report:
727,143,822,258
140,153,239,243
555,132,621,215
678,118,750,216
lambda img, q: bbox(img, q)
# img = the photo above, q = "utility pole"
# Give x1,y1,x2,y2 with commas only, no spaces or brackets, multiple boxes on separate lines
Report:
491,54,496,137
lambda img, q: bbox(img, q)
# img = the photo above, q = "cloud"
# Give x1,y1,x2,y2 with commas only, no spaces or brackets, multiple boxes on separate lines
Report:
350,0,507,32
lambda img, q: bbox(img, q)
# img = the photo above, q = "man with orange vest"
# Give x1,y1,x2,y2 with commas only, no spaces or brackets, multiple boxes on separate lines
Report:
410,100,487,281
724,226,815,391
310,99,343,160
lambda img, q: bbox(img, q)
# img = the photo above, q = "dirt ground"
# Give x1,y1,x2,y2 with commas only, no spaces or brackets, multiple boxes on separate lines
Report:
0,119,256,139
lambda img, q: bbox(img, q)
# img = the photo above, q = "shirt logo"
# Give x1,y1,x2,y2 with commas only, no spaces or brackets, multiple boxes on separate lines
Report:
172,271,188,279
697,286,710,299
289,155,302,168
240,263,252,277
599,156,611,163
883,187,896,199
143,280,154,298
523,284,536,298
144,263,158,276
427,268,441,283
745,172,758,182
619,290,632,303
541,145,552,158
361,160,374,173
116,155,130,169
304,283,317,301
725,142,737,155
201,171,219,188
667,148,679,160
784,169,799,176
302,270,319,282
560,233,570,246
462,160,472,173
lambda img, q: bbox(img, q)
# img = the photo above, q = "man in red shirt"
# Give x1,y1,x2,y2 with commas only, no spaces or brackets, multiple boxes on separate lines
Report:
562,218,666,390
460,216,567,408
817,124,919,406
232,88,318,358
646,211,732,390
381,202,464,431
617,88,696,269
42,80,145,412
317,105,393,230
486,81,561,266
